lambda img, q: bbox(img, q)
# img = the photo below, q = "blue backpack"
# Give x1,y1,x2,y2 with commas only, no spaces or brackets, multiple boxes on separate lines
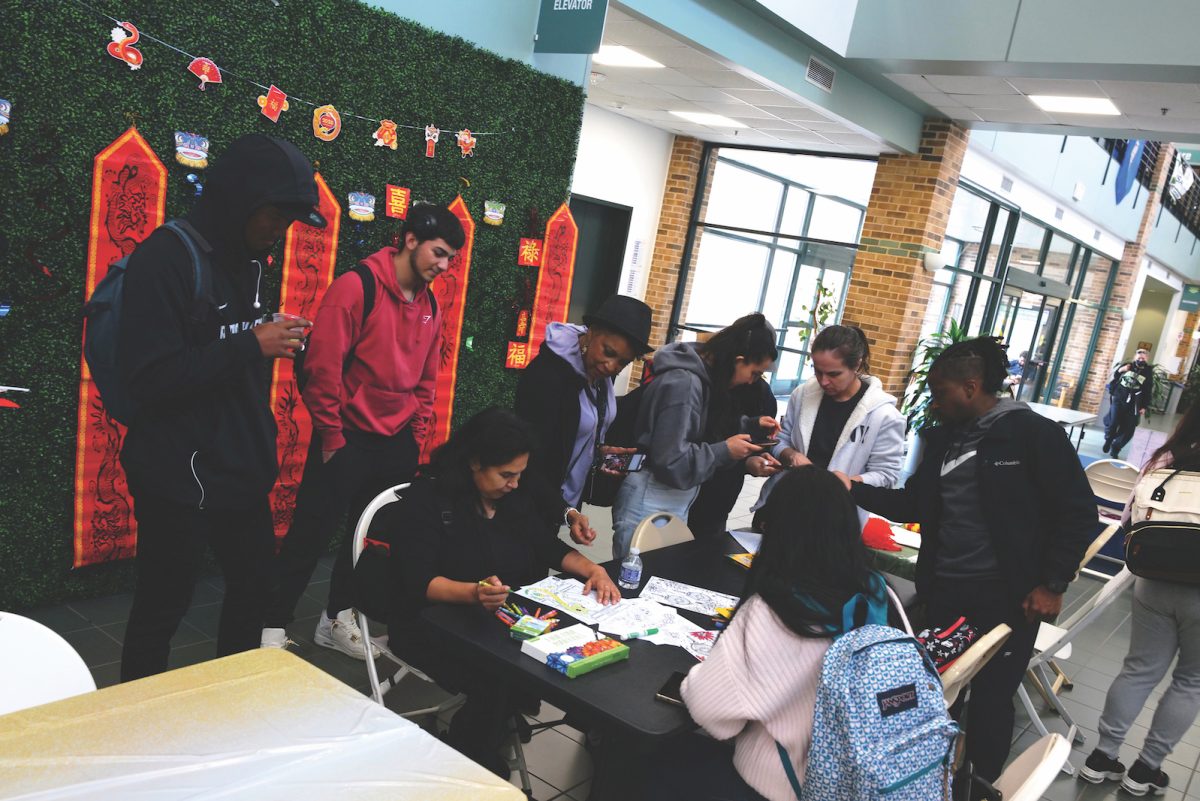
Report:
83,220,211,426
780,579,959,801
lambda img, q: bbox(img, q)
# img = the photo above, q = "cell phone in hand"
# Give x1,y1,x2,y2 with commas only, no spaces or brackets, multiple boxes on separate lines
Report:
602,452,646,473
655,671,687,706
749,436,778,447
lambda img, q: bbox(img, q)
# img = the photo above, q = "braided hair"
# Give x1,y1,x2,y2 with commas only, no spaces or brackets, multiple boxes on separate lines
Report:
929,336,1010,393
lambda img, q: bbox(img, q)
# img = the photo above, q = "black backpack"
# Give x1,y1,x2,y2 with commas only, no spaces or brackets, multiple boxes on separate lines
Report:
83,220,211,426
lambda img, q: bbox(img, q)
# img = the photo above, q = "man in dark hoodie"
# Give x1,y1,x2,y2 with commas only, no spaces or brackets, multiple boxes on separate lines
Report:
260,204,464,658
836,336,1095,795
1104,347,1155,459
117,134,324,681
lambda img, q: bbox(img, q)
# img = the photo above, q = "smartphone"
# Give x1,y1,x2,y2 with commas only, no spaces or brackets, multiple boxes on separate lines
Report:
602,452,646,473
749,436,778,447
655,671,687,706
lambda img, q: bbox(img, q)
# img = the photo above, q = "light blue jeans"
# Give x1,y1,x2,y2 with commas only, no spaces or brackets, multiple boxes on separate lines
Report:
611,469,699,560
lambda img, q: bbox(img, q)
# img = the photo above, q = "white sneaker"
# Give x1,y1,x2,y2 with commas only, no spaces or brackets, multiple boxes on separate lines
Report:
260,627,295,650
314,610,380,660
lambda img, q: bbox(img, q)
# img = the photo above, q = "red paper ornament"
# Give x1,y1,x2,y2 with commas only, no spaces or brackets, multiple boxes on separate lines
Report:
257,85,289,123
312,104,341,142
515,309,531,338
187,57,222,90
373,120,398,150
385,185,411,219
517,238,543,267
456,129,477,158
106,22,143,70
505,341,531,369
424,125,440,158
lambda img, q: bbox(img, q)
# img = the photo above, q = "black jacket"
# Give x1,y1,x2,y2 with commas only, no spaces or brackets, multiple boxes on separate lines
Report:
852,408,1096,604
117,135,320,510
1109,361,1155,413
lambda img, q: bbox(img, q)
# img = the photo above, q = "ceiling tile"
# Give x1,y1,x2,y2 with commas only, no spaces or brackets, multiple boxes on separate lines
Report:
884,73,937,92
757,104,832,122
802,120,854,132
663,85,744,102
937,107,984,122
1043,112,1130,128
721,88,790,105
696,102,781,120
924,75,1019,95
1097,81,1200,102
973,108,1056,124
649,67,707,87
687,69,770,90
913,91,962,108
600,81,681,100
821,133,883,147
1004,77,1106,96
601,20,688,49
640,46,725,71
952,93,1037,111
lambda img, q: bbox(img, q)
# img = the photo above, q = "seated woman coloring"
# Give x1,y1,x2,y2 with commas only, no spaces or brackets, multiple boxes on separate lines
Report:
650,467,887,801
387,407,619,774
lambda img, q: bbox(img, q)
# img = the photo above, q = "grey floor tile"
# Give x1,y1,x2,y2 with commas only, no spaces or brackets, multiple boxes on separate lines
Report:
89,661,122,689
68,593,135,627
508,773,560,801
61,626,124,667
166,641,216,670
20,604,91,634
522,730,593,794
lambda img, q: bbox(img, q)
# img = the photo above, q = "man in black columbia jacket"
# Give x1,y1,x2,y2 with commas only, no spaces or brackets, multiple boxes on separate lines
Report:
838,337,1096,790
117,134,324,680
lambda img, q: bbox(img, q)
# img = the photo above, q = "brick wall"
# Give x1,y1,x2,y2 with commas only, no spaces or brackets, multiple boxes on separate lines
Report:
841,120,970,395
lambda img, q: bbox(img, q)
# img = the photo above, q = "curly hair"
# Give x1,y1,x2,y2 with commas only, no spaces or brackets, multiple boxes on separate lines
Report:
930,336,1010,393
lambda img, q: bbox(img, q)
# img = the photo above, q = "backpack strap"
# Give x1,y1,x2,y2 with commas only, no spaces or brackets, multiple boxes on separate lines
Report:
161,219,212,319
351,263,376,325
839,573,889,634
1151,468,1185,502
775,741,803,800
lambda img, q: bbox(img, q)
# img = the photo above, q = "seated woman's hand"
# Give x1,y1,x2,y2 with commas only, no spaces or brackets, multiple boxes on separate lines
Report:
583,567,621,605
567,509,598,545
781,448,811,469
474,576,511,611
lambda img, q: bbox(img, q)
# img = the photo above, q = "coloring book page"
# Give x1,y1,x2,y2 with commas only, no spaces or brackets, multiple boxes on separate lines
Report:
515,576,612,625
592,598,687,638
642,628,718,661
639,576,739,616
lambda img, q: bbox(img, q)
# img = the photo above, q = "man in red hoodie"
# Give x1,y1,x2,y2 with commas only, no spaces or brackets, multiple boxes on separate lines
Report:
262,203,465,657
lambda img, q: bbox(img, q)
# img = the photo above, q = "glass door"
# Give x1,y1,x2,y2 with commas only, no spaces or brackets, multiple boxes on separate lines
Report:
1000,287,1063,403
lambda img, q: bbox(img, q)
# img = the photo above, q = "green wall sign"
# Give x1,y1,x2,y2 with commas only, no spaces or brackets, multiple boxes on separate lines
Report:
1181,284,1200,312
535,0,609,53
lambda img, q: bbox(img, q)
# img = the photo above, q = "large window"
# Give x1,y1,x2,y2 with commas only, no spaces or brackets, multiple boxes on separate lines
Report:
672,146,876,395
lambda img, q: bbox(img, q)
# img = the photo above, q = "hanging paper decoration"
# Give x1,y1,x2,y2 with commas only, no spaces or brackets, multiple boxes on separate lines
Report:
456,129,477,158
385,185,410,219
424,124,440,158
173,131,210,169
505,341,531,370
268,173,341,541
0,397,19,410
373,120,398,150
74,127,168,567
348,192,376,222
187,57,222,90
0,98,10,136
419,195,475,464
484,200,506,226
312,104,341,142
106,22,143,70
257,84,289,123
526,202,579,358
515,309,531,338
518,238,543,267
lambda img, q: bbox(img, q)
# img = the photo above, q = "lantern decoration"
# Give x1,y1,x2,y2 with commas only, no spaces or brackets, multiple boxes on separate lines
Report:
257,85,289,123
424,124,440,158
483,200,506,226
187,57,222,90
373,120,398,150
456,129,477,158
312,104,341,142
348,192,376,222
0,99,10,136
385,185,411,219
106,22,143,70
173,132,210,169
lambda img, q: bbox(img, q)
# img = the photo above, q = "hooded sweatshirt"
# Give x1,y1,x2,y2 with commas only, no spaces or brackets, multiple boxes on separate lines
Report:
300,247,441,452
118,134,321,510
633,341,736,489
544,322,615,507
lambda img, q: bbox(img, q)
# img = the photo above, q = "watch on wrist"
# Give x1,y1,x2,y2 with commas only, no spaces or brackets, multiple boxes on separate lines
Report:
1044,579,1069,594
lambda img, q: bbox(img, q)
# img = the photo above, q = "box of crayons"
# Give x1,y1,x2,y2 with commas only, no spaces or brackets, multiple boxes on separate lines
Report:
546,637,629,679
495,601,559,639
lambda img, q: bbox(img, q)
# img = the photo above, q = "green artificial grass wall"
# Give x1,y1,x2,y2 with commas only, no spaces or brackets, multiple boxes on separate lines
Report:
0,0,584,609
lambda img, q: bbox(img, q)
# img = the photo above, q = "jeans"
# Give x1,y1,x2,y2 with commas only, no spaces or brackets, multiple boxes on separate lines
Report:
611,468,699,560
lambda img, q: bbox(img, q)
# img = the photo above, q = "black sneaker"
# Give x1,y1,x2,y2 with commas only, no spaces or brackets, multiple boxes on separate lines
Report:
1121,759,1168,796
1078,749,1125,784
1102,439,1112,454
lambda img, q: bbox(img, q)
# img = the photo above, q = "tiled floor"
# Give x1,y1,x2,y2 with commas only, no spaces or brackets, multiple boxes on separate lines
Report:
16,409,1200,800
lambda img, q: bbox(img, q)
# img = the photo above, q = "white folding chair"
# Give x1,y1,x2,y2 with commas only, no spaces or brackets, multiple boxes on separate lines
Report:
630,511,695,553
0,612,96,714
941,624,1012,709
1084,460,1138,575
351,483,464,720
991,730,1073,801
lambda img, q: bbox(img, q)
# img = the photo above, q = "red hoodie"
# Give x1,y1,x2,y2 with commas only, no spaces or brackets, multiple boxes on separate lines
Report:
302,247,441,452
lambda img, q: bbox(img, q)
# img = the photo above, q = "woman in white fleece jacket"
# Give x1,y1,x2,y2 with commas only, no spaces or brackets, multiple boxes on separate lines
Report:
651,467,887,801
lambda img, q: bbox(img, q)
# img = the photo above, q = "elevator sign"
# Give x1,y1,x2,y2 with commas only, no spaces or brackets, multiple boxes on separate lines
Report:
1180,284,1200,312
534,0,609,54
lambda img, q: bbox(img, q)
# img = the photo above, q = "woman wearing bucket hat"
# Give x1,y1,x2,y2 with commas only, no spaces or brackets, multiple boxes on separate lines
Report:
515,295,653,545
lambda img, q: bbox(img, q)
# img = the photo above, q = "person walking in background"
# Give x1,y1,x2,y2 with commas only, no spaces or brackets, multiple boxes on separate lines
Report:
1104,348,1154,460
746,324,903,526
117,134,323,681
514,294,653,546
260,204,464,658
1080,403,1200,797
611,313,779,560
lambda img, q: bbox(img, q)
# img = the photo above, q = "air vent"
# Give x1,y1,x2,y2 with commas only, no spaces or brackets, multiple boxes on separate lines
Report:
805,57,835,93
1093,228,1102,241
1000,176,1014,192
1054,207,1065,220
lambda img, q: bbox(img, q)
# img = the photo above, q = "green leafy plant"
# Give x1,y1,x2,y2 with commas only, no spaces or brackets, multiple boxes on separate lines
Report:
801,282,836,329
1181,357,1200,414
901,319,970,433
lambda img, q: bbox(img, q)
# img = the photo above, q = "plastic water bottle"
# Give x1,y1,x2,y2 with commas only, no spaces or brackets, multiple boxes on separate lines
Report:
618,547,643,590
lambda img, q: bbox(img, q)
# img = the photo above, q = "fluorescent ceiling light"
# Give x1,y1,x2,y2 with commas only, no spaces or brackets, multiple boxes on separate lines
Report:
1028,95,1120,115
593,46,663,68
670,110,747,128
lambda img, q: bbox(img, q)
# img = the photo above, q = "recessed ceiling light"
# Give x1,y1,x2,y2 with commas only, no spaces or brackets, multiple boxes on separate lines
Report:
593,45,664,69
1028,95,1120,115
670,110,747,128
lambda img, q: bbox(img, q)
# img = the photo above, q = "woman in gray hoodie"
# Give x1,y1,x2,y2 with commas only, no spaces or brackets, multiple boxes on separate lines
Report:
611,314,779,559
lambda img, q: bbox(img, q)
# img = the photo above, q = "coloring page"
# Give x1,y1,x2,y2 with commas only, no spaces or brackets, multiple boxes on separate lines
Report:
592,598,687,638
642,627,718,661
638,576,739,616
515,576,612,624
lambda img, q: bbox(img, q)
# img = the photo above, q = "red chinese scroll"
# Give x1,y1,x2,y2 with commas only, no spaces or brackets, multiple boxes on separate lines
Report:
419,195,475,464
526,202,579,360
268,174,341,541
73,127,167,567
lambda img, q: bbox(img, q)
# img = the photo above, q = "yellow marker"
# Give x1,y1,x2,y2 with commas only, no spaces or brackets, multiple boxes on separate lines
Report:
714,606,734,619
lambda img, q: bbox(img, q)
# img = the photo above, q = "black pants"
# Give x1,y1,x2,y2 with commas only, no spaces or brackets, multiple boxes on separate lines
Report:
925,577,1040,783
121,491,275,682
1105,406,1139,458
264,426,419,628
689,469,747,544
645,734,768,801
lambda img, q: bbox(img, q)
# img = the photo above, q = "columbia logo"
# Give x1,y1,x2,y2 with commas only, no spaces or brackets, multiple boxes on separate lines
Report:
994,460,1020,466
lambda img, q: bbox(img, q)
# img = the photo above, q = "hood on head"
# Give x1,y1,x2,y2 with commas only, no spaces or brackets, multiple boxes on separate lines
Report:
545,322,588,377
650,341,710,382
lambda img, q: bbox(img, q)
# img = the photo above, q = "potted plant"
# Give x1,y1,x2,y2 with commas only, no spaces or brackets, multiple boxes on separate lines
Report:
899,320,969,473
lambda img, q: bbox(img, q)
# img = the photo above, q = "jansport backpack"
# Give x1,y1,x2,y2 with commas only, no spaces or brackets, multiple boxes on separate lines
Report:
778,578,959,801
83,220,211,426
1126,467,1200,584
